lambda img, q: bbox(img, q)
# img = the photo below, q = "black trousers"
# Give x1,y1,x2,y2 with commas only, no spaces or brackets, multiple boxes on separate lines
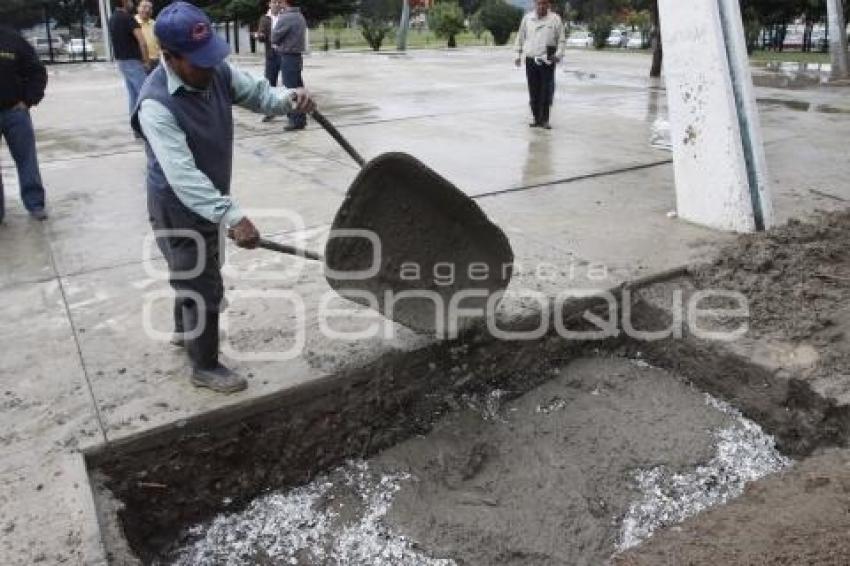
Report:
280,53,307,128
264,54,281,87
525,57,555,125
147,187,224,368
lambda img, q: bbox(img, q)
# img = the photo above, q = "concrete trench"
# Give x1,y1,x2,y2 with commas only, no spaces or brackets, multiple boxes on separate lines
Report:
84,276,850,566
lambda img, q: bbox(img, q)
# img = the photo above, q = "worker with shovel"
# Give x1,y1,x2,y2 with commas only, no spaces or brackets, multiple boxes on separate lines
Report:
131,2,315,393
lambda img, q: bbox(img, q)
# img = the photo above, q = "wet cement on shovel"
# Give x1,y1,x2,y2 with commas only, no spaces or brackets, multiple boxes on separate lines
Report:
324,152,514,335
165,357,788,565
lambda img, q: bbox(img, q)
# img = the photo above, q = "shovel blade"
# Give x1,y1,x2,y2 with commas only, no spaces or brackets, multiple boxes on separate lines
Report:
324,152,514,335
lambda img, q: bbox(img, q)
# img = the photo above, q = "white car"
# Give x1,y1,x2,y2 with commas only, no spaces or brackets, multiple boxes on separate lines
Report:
29,36,64,57
626,31,647,49
606,30,628,48
66,38,97,59
566,31,593,48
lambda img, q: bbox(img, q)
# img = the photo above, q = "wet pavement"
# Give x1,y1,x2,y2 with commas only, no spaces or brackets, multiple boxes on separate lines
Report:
1,47,849,564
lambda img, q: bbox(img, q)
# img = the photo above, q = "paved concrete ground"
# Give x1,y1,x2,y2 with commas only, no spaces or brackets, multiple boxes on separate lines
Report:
0,47,848,564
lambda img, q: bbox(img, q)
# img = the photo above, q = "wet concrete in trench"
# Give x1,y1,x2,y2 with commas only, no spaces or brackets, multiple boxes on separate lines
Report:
165,357,787,566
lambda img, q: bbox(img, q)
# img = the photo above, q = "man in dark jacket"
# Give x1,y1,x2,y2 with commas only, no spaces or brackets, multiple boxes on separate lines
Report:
0,25,48,222
272,0,308,131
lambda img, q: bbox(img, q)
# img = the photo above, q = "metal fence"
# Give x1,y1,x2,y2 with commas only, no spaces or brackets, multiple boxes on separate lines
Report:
3,0,105,64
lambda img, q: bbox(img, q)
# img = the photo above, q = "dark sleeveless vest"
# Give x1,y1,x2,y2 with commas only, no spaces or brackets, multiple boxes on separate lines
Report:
131,63,234,197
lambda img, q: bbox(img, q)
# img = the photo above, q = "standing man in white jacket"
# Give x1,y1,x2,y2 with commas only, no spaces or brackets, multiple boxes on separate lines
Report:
514,0,565,129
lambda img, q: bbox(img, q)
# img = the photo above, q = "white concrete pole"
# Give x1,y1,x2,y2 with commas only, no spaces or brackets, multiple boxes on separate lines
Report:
658,0,773,232
827,0,849,80
98,0,113,61
397,0,411,51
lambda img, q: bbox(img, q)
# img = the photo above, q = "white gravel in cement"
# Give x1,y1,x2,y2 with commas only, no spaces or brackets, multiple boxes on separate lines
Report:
617,394,793,551
165,461,455,566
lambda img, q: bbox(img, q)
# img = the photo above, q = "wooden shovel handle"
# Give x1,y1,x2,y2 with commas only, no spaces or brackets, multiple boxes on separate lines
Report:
257,238,323,261
311,110,366,168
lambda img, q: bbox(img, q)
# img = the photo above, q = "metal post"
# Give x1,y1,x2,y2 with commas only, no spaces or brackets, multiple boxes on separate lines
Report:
225,20,231,44
43,4,55,63
827,0,849,79
234,15,240,53
80,0,88,61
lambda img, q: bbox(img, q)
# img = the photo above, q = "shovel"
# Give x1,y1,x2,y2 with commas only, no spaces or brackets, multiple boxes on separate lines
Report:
257,110,514,335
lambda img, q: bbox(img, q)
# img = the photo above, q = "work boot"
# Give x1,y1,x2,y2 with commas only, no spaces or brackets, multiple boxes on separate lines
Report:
182,306,247,393
191,364,247,394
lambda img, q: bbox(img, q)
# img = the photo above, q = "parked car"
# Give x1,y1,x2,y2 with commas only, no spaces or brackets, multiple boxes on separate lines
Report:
606,30,628,48
29,36,64,57
626,31,647,49
66,38,97,60
782,33,804,50
566,30,593,48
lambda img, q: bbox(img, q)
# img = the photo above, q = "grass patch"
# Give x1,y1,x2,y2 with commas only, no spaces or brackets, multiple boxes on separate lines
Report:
309,26,512,51
749,50,831,64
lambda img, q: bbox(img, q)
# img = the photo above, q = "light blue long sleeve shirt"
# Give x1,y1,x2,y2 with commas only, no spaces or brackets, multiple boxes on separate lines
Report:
138,62,295,227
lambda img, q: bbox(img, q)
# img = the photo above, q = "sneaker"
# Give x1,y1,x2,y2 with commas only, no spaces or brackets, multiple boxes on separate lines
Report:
191,364,247,393
529,122,540,128
541,123,552,130
170,333,185,347
261,115,275,123
283,124,305,132
29,208,48,221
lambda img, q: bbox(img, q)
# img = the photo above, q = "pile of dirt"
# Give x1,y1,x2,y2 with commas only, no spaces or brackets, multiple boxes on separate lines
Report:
691,210,850,343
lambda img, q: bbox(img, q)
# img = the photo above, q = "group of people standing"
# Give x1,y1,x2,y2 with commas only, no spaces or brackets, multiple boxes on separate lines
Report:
254,0,308,130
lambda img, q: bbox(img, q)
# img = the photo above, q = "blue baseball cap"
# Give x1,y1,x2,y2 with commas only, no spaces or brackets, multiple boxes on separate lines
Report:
154,1,230,68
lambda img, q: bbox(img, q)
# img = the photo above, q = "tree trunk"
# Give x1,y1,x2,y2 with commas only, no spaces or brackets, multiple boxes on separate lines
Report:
649,0,662,77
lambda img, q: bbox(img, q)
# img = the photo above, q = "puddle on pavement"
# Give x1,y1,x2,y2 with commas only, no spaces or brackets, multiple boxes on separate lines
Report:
757,97,850,114
750,61,835,89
